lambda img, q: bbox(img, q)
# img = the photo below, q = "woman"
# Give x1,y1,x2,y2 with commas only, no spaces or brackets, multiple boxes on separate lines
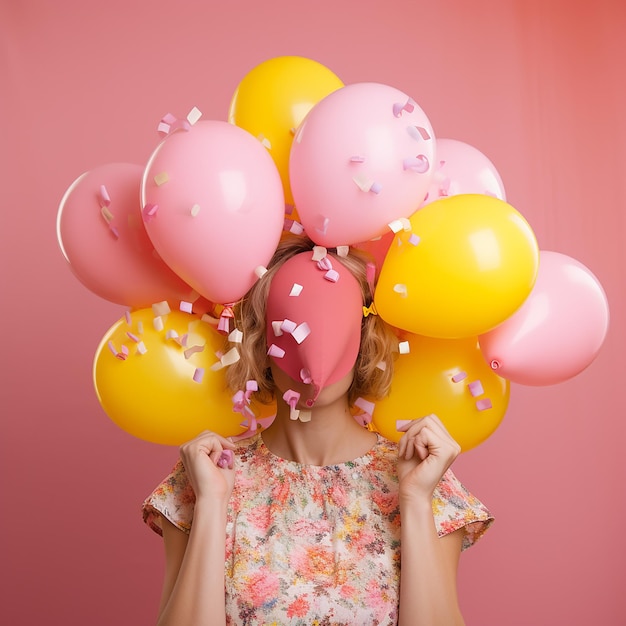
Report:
143,236,493,625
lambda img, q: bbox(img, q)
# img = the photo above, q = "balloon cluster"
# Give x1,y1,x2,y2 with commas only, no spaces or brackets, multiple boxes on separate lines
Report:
57,56,609,450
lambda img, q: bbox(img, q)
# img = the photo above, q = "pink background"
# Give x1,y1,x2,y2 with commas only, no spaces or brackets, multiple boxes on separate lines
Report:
1,1,624,624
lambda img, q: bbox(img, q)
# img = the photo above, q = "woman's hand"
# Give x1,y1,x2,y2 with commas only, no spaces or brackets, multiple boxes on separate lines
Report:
179,431,237,503
396,414,461,503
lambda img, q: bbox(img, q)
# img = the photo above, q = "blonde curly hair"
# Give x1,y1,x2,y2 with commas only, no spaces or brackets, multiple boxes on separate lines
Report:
225,235,398,406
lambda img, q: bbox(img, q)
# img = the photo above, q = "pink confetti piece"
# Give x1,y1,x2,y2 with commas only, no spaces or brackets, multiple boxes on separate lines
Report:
179,300,193,314
451,371,468,383
476,398,493,411
292,322,311,344
289,283,303,297
284,203,294,215
99,185,111,207
116,344,129,360
124,310,132,324
468,380,484,397
153,316,164,331
354,397,375,415
392,97,416,117
152,301,171,316
408,233,420,246
280,319,297,334
317,257,332,271
403,155,430,173
407,126,431,141
283,218,305,235
396,419,412,431
370,181,382,194
300,368,312,384
350,155,366,163
100,206,114,223
184,345,204,359
186,106,202,125
267,344,285,358
142,203,159,222
126,332,140,343
283,389,300,408
136,341,147,355
193,367,205,383
271,321,284,337
107,341,118,356
157,113,191,136
217,315,230,333
179,333,188,347
109,226,120,239
216,449,234,469
165,329,179,341
398,340,410,354
324,269,339,282
246,380,258,393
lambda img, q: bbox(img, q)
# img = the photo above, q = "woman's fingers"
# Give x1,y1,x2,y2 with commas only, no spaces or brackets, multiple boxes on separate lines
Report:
397,415,460,462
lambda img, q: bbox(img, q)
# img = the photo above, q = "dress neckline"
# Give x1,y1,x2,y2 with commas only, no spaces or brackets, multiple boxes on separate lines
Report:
256,431,383,470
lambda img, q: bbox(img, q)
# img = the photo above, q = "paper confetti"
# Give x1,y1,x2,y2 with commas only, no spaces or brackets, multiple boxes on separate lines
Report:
187,106,202,125
468,380,484,397
154,172,169,186
289,283,303,297
398,340,410,354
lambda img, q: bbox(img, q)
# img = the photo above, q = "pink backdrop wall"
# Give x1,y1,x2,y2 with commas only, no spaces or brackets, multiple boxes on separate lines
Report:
1,1,624,624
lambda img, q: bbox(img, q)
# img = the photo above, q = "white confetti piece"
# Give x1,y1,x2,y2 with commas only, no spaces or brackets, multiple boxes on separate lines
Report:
228,328,243,343
179,300,194,314
393,284,408,297
136,341,147,355
187,106,202,125
289,283,303,297
336,246,349,258
154,171,169,186
254,265,268,278
152,301,171,316
152,316,164,331
311,246,328,261
190,204,201,217
398,340,410,354
292,322,311,344
267,344,286,358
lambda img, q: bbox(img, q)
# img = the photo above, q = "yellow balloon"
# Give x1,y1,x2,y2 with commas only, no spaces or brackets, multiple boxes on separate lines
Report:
375,194,539,338
228,56,344,205
93,308,274,445
372,334,510,451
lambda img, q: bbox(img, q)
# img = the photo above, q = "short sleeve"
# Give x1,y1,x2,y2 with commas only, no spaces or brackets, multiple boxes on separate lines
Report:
432,469,494,551
142,460,196,536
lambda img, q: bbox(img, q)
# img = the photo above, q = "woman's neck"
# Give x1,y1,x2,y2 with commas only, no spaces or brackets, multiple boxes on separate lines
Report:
261,397,377,466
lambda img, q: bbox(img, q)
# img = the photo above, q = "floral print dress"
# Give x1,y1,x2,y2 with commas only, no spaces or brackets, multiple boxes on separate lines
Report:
143,433,493,626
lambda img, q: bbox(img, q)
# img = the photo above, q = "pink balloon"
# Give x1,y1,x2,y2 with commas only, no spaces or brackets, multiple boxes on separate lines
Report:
479,251,609,385
141,121,285,304
421,138,506,207
57,162,197,308
289,82,436,247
